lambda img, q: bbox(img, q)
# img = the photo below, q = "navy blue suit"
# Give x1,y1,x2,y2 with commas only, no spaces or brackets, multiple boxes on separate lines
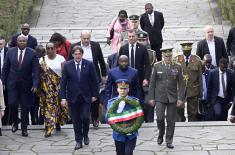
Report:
1,47,40,129
207,68,234,120
60,59,99,143
11,34,38,49
105,66,140,102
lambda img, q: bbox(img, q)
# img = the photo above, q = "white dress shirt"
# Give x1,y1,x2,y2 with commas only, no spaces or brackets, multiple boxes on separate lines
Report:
148,12,154,26
207,39,216,66
0,48,4,70
128,43,137,67
218,69,227,98
81,43,93,62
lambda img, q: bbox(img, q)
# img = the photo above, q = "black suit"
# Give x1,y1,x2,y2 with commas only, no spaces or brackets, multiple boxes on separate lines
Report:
207,68,234,121
196,36,228,66
68,41,107,124
119,42,151,101
68,41,107,82
11,34,38,49
140,11,164,61
0,47,9,125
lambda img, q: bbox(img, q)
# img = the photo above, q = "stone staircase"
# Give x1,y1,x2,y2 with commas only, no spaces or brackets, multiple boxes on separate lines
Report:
30,24,231,58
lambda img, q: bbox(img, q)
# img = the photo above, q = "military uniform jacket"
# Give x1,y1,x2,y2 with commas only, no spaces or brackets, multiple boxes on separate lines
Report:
148,61,185,103
174,54,203,98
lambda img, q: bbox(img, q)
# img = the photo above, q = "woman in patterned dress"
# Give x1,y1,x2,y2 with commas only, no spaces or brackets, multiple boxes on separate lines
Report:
38,42,68,137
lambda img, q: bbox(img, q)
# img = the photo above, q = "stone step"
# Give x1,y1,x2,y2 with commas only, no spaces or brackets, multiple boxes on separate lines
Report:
2,121,233,131
29,24,231,57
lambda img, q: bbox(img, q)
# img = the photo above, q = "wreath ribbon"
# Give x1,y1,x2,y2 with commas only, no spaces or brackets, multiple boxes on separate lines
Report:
108,106,144,124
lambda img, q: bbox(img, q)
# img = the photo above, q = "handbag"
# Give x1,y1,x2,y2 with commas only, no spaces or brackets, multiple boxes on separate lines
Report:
109,18,117,40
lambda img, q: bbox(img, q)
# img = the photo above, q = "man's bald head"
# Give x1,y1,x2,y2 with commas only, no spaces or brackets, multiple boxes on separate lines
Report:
80,30,91,46
21,23,30,36
118,55,129,70
204,25,214,41
203,54,213,68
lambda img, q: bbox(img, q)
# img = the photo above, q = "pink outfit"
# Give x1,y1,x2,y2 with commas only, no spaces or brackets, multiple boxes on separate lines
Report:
106,18,132,52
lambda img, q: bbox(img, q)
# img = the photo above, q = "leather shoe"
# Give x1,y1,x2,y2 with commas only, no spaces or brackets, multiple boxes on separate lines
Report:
22,130,28,137
157,137,163,145
56,124,61,131
166,143,174,149
12,123,18,133
92,120,99,128
44,132,52,138
84,136,90,145
74,142,83,150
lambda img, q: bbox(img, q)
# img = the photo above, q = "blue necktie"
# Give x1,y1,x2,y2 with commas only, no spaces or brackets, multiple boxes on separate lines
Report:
77,63,80,81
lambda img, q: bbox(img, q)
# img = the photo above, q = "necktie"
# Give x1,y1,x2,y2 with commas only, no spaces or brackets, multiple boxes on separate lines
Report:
185,57,189,66
131,44,134,68
76,63,80,81
221,72,227,98
18,50,23,67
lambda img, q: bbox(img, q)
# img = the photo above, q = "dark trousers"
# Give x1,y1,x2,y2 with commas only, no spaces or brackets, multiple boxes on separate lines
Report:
156,102,176,144
70,95,91,143
150,44,161,61
187,96,199,121
115,138,137,155
143,104,154,122
91,98,99,122
213,97,229,121
30,94,39,125
8,82,32,130
2,89,11,125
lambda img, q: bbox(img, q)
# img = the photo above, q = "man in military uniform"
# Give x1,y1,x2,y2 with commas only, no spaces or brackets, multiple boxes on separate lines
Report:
137,31,156,122
120,15,150,47
174,42,203,122
148,48,185,149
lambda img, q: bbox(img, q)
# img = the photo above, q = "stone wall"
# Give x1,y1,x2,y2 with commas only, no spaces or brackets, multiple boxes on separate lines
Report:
217,0,235,25
0,0,35,41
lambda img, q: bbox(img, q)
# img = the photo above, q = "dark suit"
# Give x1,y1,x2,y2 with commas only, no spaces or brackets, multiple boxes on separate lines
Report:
140,11,164,61
107,53,119,70
68,41,106,124
196,36,228,66
11,34,38,49
0,47,9,125
119,43,151,84
1,47,40,130
60,59,99,143
68,41,107,82
105,66,140,101
226,27,235,57
207,68,234,121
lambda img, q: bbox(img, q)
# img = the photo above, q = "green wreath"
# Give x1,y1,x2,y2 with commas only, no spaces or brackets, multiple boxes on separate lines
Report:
107,97,144,135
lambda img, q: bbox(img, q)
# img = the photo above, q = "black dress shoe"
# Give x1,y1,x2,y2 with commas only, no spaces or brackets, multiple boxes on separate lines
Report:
0,128,2,136
75,142,83,150
84,136,90,145
166,143,174,149
92,120,99,128
22,130,28,137
56,124,61,131
12,124,18,133
157,137,163,145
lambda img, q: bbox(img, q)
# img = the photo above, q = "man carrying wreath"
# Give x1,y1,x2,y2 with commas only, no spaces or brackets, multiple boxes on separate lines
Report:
106,79,144,155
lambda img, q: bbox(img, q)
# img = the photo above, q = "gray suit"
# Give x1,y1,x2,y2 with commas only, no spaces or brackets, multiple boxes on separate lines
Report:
148,61,185,144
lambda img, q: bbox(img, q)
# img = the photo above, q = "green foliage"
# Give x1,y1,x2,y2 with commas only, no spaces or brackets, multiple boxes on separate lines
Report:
0,0,34,41
218,0,235,25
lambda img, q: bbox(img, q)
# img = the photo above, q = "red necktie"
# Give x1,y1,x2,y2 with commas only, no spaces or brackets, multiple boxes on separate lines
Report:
19,50,23,67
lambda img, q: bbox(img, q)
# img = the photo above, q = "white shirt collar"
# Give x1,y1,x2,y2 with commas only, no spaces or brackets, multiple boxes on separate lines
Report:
18,48,26,53
206,37,214,43
74,59,82,65
81,42,91,48
219,68,226,74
